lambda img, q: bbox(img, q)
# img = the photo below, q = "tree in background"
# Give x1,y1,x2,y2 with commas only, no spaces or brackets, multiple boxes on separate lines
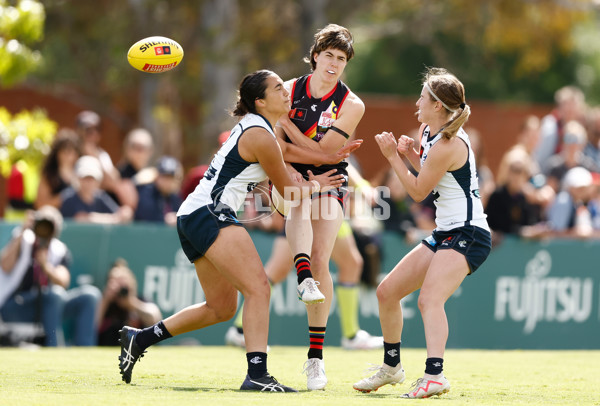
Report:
0,0,44,85
572,14,600,105
31,1,321,166
0,108,57,218
346,0,591,102
9,0,600,169
0,0,57,218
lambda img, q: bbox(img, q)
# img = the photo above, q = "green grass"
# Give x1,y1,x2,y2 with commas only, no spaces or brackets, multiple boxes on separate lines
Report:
0,346,598,405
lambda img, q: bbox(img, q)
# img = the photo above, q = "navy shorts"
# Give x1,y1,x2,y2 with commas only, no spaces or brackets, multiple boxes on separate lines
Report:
177,204,243,263
422,225,492,274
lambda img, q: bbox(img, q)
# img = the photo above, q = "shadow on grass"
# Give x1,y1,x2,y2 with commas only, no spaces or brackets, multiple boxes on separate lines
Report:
171,386,227,392
353,393,404,398
165,386,419,396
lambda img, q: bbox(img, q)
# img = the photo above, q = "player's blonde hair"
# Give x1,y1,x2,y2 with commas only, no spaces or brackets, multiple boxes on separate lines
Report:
423,67,470,140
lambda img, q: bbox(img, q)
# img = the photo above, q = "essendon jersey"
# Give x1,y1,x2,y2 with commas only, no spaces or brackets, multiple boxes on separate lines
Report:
287,74,350,177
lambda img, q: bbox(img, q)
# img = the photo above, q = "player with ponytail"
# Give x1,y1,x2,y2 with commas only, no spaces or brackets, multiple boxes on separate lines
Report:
353,67,491,398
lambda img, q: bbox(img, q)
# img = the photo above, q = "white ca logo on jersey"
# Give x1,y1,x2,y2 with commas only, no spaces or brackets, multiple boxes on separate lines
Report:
311,104,317,111
458,240,467,248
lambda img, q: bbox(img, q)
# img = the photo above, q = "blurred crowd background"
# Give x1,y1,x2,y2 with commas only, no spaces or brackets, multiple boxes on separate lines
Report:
1,0,600,346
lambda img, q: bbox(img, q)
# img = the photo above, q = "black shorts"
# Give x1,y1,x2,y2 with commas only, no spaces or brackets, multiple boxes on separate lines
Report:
311,185,349,212
177,204,243,263
270,179,349,215
421,225,492,274
299,166,349,212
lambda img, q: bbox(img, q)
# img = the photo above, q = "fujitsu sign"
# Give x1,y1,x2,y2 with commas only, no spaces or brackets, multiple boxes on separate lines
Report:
494,250,594,334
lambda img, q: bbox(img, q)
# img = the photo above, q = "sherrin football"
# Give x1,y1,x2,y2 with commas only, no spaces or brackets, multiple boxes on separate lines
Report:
127,36,184,73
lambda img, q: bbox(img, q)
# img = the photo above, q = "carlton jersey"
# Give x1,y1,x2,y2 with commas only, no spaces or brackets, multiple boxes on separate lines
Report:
419,126,489,232
177,114,273,216
287,74,350,177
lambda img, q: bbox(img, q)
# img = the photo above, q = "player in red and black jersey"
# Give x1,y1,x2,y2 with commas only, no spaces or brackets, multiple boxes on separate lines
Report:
285,73,352,177
275,24,366,391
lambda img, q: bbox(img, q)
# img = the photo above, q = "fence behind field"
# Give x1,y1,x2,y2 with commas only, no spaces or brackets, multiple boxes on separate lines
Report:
1,221,598,349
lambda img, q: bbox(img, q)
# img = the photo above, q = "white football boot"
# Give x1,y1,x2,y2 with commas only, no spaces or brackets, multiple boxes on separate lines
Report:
342,329,384,350
224,326,245,348
303,358,327,390
401,373,450,398
297,278,325,304
353,363,405,393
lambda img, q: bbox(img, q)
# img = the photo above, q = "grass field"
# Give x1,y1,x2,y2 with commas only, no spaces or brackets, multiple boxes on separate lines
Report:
0,346,599,405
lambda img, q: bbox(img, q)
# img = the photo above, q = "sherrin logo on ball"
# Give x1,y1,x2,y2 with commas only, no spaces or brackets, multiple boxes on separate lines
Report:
127,36,184,73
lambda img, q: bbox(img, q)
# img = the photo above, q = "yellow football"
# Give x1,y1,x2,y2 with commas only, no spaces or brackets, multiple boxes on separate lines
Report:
127,36,184,73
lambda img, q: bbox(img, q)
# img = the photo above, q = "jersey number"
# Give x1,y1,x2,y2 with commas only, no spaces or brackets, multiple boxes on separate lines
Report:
205,165,217,181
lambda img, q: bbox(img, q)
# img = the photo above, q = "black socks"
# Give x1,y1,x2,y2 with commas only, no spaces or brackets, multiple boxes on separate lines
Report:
383,341,401,367
307,326,326,359
425,357,444,375
135,321,172,350
246,352,268,379
294,253,312,284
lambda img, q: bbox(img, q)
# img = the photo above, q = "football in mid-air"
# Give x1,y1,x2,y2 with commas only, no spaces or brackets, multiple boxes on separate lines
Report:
127,36,184,73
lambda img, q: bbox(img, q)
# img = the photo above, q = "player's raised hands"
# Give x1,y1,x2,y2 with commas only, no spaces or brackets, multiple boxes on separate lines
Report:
397,135,414,155
324,139,363,164
374,132,398,159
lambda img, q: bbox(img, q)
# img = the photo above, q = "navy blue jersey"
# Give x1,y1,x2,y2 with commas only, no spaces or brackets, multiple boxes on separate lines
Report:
178,113,273,215
419,126,489,231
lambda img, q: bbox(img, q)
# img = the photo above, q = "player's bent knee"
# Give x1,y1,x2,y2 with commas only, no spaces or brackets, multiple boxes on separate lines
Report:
241,279,271,301
221,305,238,322
417,291,443,312
376,282,392,304
354,254,364,270
212,302,238,323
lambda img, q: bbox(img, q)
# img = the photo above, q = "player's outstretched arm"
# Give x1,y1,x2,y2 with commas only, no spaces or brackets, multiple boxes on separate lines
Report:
276,133,362,165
